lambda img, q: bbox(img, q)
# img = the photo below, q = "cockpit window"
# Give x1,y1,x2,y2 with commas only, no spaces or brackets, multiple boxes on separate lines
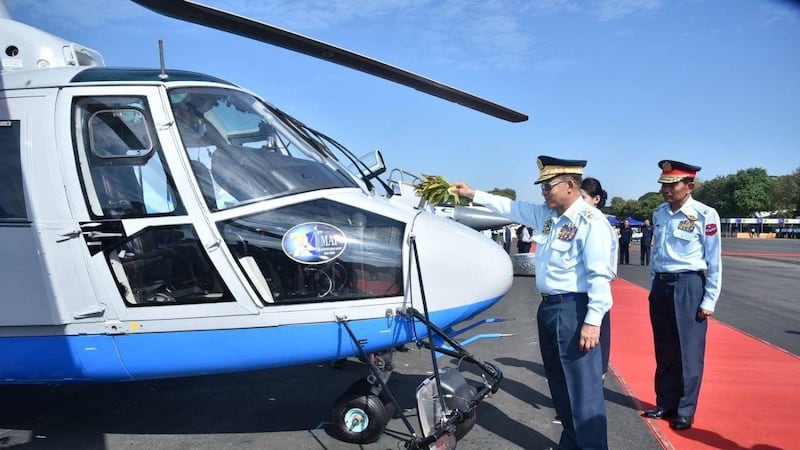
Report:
218,199,404,305
89,109,153,158
73,96,183,218
169,88,358,211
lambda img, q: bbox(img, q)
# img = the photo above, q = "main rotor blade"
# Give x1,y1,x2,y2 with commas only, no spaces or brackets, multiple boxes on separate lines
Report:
131,0,528,123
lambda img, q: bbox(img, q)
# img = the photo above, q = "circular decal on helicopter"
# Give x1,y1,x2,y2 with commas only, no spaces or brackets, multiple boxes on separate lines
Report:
282,222,348,264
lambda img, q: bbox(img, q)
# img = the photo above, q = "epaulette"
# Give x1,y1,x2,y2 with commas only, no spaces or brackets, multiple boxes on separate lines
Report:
689,198,715,218
580,206,603,222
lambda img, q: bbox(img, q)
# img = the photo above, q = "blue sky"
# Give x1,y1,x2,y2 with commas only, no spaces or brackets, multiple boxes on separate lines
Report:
6,0,800,202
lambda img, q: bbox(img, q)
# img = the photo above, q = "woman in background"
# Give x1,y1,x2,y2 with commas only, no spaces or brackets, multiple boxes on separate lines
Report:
581,177,616,381
516,224,533,254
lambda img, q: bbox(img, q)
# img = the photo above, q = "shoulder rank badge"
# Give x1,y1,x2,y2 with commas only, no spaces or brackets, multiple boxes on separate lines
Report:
558,223,578,241
543,218,553,234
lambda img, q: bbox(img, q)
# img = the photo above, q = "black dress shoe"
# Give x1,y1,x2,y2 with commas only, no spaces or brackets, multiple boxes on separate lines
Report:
670,415,694,430
641,407,677,419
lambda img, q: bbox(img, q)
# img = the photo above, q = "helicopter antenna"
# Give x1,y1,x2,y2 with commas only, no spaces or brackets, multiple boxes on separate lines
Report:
0,1,10,20
158,39,168,80
130,0,528,123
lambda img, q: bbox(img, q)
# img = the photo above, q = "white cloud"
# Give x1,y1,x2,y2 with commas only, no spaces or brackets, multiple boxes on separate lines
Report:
7,0,143,28
4,0,668,75
596,0,663,21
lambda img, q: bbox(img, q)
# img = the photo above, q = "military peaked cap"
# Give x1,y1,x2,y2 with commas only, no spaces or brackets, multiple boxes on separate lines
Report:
535,155,587,184
658,160,701,183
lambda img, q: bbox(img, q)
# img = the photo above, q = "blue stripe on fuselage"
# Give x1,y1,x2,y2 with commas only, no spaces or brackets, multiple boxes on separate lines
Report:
0,295,502,383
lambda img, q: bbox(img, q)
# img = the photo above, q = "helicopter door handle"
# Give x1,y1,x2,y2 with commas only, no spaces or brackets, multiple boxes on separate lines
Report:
84,231,124,239
73,305,106,319
56,229,81,242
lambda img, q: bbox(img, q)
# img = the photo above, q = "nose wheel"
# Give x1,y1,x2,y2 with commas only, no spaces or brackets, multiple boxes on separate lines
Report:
329,353,396,444
330,391,391,444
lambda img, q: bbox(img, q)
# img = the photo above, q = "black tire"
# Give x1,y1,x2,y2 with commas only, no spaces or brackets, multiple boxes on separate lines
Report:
382,397,398,420
329,393,388,444
344,378,398,419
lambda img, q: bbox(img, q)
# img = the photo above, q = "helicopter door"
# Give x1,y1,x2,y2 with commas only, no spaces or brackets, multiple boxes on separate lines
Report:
57,86,255,320
0,115,60,326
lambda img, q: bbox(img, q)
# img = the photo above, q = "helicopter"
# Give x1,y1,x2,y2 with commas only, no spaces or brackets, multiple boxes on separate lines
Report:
0,0,526,446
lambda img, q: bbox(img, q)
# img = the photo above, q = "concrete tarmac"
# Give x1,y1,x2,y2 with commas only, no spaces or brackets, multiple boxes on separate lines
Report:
0,238,797,449
621,237,800,356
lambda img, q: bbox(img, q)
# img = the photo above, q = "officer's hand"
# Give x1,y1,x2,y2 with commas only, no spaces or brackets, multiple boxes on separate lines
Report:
579,324,600,352
697,308,713,321
449,182,475,199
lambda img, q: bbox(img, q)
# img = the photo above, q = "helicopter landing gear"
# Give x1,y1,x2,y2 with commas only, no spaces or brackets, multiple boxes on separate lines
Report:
330,389,392,444
329,350,396,444
328,237,505,448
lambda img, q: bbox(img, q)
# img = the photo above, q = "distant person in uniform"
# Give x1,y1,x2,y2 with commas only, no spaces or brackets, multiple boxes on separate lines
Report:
451,156,616,450
495,229,506,248
642,160,722,431
640,218,654,265
618,219,633,264
581,177,616,382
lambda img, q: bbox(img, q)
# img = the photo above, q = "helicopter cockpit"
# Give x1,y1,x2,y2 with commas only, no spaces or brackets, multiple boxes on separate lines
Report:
66,81,405,307
167,87,405,304
168,87,359,211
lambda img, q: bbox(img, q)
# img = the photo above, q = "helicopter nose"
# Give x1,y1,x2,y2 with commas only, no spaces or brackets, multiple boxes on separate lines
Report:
408,212,513,323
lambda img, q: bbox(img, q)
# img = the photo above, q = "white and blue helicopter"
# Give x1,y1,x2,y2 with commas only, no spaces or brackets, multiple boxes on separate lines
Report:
0,1,525,446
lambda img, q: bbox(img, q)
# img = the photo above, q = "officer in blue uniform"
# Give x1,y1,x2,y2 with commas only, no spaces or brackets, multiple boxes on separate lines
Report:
451,156,616,450
641,160,722,431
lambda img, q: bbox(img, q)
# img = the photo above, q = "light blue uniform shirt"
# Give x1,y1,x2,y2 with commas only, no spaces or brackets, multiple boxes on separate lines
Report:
650,196,722,312
473,191,616,326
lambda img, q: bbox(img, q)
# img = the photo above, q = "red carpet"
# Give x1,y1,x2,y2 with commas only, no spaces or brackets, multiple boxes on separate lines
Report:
609,278,800,450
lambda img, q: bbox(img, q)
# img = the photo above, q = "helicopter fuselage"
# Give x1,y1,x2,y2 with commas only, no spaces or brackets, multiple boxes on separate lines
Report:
0,66,512,383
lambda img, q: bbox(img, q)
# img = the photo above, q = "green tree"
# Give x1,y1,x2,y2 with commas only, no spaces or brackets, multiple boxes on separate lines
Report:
728,168,773,216
607,166,799,220
609,198,638,220
693,176,731,216
632,192,662,220
773,170,800,216
489,188,516,200
608,196,624,219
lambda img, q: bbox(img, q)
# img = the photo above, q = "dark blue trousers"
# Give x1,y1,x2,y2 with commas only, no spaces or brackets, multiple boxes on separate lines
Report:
640,244,651,265
648,272,707,417
600,312,611,376
538,297,607,450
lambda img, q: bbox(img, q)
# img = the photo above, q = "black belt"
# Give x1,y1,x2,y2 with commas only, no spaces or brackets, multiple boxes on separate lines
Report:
541,292,588,303
655,271,702,281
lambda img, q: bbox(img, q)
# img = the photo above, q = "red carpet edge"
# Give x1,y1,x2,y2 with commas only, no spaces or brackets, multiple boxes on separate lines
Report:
610,278,799,450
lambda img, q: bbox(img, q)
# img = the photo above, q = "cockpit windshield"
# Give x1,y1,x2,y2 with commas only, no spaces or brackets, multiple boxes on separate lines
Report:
169,87,359,211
